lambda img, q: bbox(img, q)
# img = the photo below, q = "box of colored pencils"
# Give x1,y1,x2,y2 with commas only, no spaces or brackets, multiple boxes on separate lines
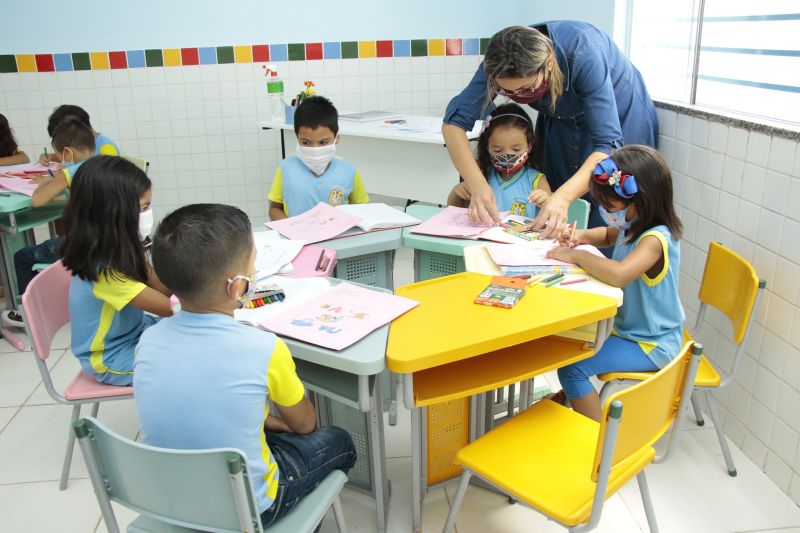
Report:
246,284,285,309
503,227,543,241
474,276,526,309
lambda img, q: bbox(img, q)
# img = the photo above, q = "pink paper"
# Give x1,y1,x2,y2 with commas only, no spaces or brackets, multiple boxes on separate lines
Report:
0,162,56,176
259,282,419,351
265,202,363,244
486,242,604,266
409,206,492,238
0,177,39,196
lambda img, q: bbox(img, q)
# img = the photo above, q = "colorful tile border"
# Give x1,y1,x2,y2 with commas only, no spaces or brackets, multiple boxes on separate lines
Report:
0,37,487,73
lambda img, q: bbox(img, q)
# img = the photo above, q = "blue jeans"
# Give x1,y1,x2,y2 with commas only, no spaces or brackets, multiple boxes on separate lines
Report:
558,335,659,400
260,426,356,530
14,237,61,294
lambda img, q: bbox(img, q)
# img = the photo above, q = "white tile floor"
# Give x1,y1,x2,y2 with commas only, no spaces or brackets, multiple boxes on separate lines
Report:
2,246,800,532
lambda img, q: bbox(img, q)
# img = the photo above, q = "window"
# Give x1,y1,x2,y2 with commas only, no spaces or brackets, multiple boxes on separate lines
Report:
624,0,800,125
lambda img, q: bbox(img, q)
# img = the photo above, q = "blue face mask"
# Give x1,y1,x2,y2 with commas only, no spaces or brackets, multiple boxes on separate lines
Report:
599,205,634,230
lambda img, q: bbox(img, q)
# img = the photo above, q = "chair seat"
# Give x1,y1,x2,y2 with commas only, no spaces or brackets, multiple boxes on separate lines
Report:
455,400,655,527
64,371,133,401
597,354,721,388
127,470,347,533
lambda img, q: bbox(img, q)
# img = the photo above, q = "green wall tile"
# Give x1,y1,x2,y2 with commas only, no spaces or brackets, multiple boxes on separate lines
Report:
0,55,17,73
72,52,91,70
341,41,358,59
480,38,490,54
411,39,428,57
216,46,234,64
144,49,163,67
288,43,305,61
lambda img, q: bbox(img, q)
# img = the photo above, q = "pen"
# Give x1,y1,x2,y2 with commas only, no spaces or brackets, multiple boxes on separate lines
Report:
544,275,565,287
315,249,325,271
560,277,589,286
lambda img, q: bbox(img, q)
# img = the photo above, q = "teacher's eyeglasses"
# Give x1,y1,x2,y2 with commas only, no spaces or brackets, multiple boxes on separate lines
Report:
493,69,548,98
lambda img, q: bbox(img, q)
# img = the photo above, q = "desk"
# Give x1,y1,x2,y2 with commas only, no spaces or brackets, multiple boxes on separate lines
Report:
402,204,475,283
257,116,480,204
387,272,618,531
0,193,63,309
320,229,402,290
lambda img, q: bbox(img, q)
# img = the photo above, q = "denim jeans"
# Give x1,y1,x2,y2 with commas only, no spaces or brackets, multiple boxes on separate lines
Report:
14,237,61,294
260,426,356,530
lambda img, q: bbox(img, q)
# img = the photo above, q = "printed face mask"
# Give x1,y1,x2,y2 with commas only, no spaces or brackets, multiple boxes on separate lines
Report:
227,273,258,308
599,205,635,230
138,208,154,241
491,151,529,174
296,140,337,175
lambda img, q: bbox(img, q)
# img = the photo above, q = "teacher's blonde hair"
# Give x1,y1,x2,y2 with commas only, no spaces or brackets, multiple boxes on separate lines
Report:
483,26,564,111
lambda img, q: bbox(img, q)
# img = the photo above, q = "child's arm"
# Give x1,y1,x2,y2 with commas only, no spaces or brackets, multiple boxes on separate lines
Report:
269,202,288,220
556,226,618,248
447,182,471,207
0,151,29,165
31,172,68,207
528,173,552,206
275,397,317,434
147,265,171,297
129,286,173,316
546,233,664,288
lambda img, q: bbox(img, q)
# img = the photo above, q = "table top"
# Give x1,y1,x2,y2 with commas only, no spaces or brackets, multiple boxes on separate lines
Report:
386,272,617,373
319,228,403,259
0,192,34,214
258,114,481,145
401,204,479,256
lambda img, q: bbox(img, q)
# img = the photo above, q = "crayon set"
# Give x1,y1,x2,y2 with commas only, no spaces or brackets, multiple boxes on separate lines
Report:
246,284,286,309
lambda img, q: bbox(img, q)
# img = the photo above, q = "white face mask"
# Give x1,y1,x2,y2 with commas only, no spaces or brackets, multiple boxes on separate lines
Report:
138,208,154,241
599,205,635,230
296,141,337,175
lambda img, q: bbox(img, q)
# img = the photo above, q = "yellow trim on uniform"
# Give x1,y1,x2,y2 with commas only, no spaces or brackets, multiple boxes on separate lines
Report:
88,302,115,373
611,330,658,356
639,230,669,287
531,171,542,191
260,402,281,500
98,143,119,156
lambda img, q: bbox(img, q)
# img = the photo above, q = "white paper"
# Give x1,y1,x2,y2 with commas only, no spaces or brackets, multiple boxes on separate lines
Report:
252,231,305,280
335,203,420,231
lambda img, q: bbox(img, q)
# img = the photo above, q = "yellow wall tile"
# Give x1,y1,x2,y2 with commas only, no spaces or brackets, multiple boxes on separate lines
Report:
90,52,110,70
358,41,376,58
16,54,36,72
234,45,253,63
428,39,445,56
163,48,181,67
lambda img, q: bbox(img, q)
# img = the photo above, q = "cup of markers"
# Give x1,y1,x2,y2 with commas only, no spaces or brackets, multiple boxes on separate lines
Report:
246,284,285,309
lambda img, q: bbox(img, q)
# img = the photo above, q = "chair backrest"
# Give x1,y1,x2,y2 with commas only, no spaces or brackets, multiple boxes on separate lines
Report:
698,241,762,344
22,260,71,361
74,417,263,533
567,198,591,230
591,341,700,481
122,155,150,174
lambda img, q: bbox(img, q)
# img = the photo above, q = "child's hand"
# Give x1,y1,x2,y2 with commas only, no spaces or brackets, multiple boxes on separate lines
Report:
546,246,577,263
556,225,582,248
38,153,50,165
528,189,549,206
264,415,293,433
452,182,472,202
31,175,52,185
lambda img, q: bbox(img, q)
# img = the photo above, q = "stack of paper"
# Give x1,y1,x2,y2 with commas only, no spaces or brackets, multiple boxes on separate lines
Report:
340,111,403,122
0,177,39,196
252,230,305,279
409,206,493,239
485,242,604,268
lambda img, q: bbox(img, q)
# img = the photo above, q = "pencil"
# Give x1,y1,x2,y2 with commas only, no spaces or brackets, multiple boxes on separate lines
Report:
315,249,325,270
544,275,565,287
560,277,589,286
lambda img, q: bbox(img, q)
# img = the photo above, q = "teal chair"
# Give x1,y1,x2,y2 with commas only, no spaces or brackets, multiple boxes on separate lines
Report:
566,198,591,230
74,417,349,533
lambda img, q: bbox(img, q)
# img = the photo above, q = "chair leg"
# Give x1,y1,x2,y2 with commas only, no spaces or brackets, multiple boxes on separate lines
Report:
637,470,659,533
703,390,737,476
90,402,100,417
690,391,705,426
332,494,348,533
60,404,81,490
442,470,471,533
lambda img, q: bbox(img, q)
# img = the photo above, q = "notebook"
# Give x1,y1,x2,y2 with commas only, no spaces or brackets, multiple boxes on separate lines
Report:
409,206,494,239
335,203,420,231
339,111,403,122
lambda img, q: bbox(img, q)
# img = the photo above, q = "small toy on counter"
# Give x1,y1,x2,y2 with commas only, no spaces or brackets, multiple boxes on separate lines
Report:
246,284,286,308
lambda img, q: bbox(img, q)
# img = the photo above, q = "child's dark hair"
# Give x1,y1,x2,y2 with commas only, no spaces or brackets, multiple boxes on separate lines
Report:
476,103,539,176
61,156,151,283
152,204,253,302
47,105,92,137
0,114,19,158
51,117,96,153
589,144,683,241
293,96,339,136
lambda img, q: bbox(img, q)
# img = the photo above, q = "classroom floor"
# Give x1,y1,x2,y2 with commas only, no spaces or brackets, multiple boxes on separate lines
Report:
2,246,800,532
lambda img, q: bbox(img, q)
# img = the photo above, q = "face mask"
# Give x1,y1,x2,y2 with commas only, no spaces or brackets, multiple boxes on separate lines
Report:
227,273,257,308
296,141,337,175
138,208,153,241
491,151,529,174
507,80,550,105
599,205,635,230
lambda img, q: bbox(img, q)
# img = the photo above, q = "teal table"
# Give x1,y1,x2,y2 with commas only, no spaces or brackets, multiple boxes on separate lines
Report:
0,193,63,309
401,205,474,283
319,229,402,290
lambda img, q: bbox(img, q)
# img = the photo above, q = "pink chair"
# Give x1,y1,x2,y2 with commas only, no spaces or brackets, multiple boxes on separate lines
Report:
22,260,133,490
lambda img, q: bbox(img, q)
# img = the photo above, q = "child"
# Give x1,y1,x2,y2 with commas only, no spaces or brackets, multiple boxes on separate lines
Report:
0,114,29,166
60,156,170,385
136,203,356,528
37,104,119,164
447,103,550,218
545,144,684,421
2,119,100,327
268,95,369,220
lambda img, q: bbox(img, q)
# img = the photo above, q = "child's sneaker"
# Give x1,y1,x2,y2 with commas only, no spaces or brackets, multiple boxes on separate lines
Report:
1,310,24,328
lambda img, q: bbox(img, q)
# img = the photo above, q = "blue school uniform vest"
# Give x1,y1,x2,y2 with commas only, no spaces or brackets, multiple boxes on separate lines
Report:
487,166,543,218
280,157,357,217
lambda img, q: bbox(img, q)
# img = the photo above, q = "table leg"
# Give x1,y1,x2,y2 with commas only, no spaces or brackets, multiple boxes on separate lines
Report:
0,231,20,310
369,378,389,533
411,405,422,532
48,221,57,239
279,129,286,159
388,371,399,426
413,250,421,283
385,250,395,291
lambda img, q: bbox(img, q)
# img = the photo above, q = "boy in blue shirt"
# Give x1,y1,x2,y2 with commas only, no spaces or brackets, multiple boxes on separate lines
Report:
37,104,119,164
135,203,356,528
268,96,369,220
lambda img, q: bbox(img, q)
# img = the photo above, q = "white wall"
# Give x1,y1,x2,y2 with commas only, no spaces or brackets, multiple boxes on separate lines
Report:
657,106,800,502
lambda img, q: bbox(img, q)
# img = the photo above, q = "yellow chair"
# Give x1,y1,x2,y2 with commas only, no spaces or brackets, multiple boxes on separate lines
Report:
442,342,703,533
598,241,765,476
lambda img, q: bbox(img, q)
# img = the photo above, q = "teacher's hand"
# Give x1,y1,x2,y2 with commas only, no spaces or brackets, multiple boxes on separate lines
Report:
468,182,500,225
531,193,570,238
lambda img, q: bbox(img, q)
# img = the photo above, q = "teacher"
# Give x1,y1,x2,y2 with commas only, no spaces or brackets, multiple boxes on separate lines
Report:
442,22,658,234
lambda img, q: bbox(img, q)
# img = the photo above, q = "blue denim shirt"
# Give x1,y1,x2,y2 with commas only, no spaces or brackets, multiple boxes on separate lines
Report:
445,20,658,206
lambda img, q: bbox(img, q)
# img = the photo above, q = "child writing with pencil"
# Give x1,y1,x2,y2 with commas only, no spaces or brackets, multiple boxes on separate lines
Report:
37,105,119,164
544,144,684,421
447,103,550,218
0,114,29,166
268,95,369,220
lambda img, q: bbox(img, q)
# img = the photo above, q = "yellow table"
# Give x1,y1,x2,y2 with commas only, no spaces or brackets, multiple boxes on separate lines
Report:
387,272,618,532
